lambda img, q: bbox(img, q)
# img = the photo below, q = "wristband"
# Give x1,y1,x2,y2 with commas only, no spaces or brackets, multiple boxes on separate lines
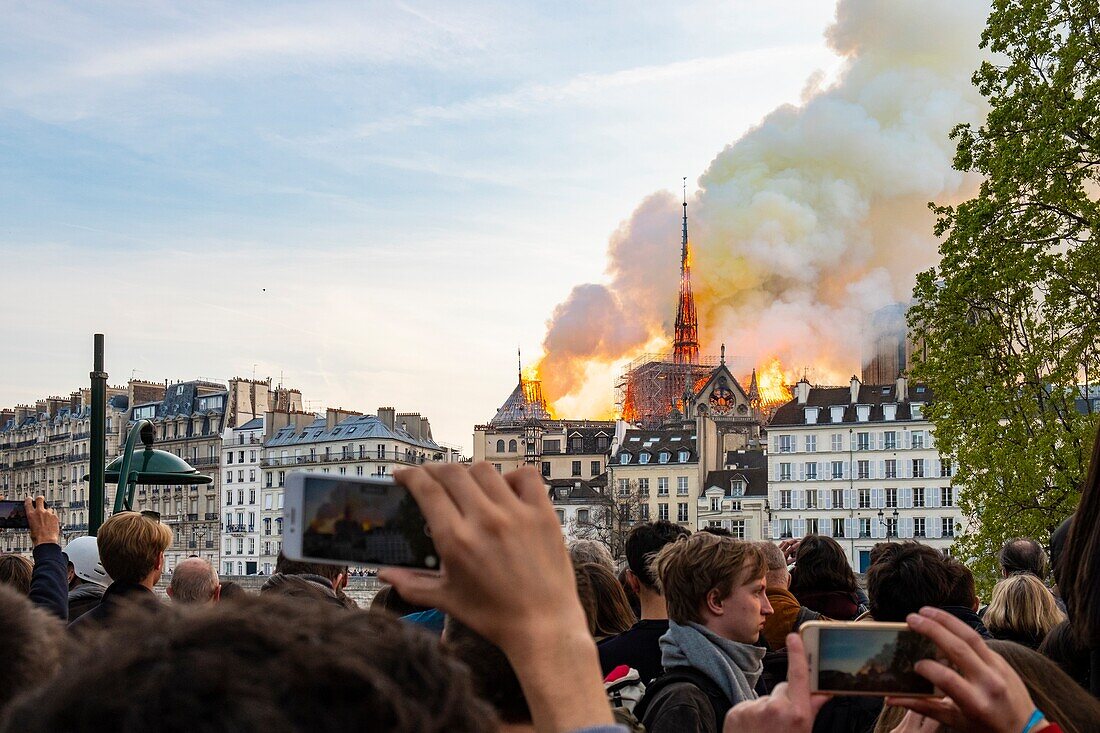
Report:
1021,709,1046,733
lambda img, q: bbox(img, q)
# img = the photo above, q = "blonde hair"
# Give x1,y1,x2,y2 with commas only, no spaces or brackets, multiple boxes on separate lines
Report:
985,573,1065,643
97,512,173,584
652,533,766,625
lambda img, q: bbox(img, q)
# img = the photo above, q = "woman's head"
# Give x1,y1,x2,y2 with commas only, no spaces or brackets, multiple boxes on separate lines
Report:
788,535,857,596
984,573,1065,644
1039,620,1091,691
573,562,635,639
986,640,1100,733
0,554,32,595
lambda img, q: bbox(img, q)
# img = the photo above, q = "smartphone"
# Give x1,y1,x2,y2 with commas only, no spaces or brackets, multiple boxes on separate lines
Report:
801,621,940,697
282,473,439,571
0,500,29,530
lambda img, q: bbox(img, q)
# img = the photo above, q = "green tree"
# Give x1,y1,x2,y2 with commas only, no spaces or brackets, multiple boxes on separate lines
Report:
911,0,1100,593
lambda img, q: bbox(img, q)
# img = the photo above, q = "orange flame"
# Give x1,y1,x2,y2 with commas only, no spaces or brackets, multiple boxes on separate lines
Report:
756,357,793,408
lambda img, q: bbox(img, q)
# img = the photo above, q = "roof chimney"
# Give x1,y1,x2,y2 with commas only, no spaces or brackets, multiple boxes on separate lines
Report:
849,375,861,405
795,378,811,405
377,407,395,431
896,374,908,403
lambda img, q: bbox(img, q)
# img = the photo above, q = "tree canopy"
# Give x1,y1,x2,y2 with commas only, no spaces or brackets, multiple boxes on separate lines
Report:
911,0,1100,591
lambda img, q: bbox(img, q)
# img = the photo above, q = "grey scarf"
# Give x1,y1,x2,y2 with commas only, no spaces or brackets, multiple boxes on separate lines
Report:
659,621,765,705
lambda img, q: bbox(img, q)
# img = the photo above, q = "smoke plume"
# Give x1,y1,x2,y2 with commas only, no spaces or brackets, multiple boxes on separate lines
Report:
537,0,990,410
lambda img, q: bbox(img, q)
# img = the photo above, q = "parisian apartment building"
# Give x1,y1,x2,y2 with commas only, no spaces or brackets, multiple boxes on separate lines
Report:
767,375,963,572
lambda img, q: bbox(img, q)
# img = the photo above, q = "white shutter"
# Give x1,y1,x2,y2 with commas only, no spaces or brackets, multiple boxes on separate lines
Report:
799,463,806,481
771,519,780,538
929,487,941,508
825,490,834,509
932,459,941,478
904,431,911,449
929,516,941,539
901,488,913,508
819,461,827,480
901,517,914,538
846,518,856,538
772,434,779,453
877,460,885,481
843,461,850,479
872,487,884,509
844,488,854,509
795,518,806,537
822,518,832,537
877,432,884,450
903,459,912,479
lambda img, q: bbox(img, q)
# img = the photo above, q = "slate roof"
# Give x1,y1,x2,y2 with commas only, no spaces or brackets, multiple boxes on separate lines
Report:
703,450,768,497
237,417,264,431
265,412,441,452
547,478,608,503
769,383,933,426
490,381,552,427
610,428,697,465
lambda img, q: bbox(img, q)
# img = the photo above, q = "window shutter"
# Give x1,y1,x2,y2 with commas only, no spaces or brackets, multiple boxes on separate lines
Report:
772,434,779,453
819,461,827,480
929,487,941,508
795,518,806,537
845,517,856,538
877,432,884,450
877,460,885,480
872,487,884,509
821,519,832,537
904,431,911,449
843,461,850,480
901,517,914,538
901,488,913,508
771,519,780,539
799,463,806,481
929,516,941,538
825,491,834,509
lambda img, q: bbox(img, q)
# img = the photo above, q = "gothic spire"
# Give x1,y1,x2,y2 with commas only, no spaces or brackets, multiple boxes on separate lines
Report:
673,178,700,365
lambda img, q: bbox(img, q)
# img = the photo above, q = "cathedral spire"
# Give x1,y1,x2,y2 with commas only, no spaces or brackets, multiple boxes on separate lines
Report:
673,178,700,365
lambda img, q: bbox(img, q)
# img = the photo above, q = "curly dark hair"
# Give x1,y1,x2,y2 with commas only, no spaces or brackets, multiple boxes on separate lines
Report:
788,535,858,596
2,594,494,733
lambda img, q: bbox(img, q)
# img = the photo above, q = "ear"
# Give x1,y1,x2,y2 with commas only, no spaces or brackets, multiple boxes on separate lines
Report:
335,572,347,591
213,584,222,603
705,588,725,616
626,569,641,595
166,585,174,598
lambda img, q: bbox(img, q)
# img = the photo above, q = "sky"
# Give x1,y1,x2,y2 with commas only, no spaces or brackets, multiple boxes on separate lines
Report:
0,1,844,453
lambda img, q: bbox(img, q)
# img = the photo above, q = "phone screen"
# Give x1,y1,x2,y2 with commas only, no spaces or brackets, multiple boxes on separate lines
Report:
0,500,29,530
817,626,937,695
300,476,438,570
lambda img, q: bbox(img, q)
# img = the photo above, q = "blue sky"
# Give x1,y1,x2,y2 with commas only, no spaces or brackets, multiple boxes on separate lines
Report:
0,1,841,451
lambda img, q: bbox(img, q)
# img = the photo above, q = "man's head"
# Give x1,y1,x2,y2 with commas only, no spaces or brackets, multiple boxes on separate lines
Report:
653,532,770,643
866,542,953,621
1,594,493,733
999,537,1049,580
943,557,979,611
624,520,691,594
756,542,790,590
275,552,348,591
96,512,172,587
167,558,220,605
568,540,615,571
0,554,32,595
0,585,65,713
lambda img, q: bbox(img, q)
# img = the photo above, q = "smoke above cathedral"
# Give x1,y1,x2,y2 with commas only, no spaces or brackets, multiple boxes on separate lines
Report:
536,0,990,416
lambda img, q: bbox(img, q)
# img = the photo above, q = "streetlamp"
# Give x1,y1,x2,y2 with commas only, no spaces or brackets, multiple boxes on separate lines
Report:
877,507,899,538
102,420,212,513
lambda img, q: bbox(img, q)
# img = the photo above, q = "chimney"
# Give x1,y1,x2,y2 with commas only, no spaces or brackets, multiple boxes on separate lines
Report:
896,374,908,403
397,413,421,440
849,375,861,405
14,405,29,424
795,378,811,405
46,397,65,418
0,409,14,428
35,399,47,418
377,407,395,431
420,417,431,442
69,391,81,413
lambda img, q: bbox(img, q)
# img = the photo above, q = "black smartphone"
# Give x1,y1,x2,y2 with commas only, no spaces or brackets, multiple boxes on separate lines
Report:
282,473,438,570
0,500,29,530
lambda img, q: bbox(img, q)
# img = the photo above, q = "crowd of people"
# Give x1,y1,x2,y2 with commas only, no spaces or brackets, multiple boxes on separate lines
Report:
2,435,1100,733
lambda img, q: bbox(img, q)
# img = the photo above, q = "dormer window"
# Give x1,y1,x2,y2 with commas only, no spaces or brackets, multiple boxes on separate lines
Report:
883,404,897,421
856,405,870,422
678,450,690,463
804,407,819,424
638,452,650,464
911,403,924,419
730,479,745,497
658,451,670,464
830,405,845,423
619,452,631,464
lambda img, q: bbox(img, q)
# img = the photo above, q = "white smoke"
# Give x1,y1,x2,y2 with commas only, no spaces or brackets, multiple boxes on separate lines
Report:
538,0,989,405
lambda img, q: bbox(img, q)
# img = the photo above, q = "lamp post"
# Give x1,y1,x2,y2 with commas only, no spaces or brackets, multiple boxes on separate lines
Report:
105,420,212,512
877,507,899,538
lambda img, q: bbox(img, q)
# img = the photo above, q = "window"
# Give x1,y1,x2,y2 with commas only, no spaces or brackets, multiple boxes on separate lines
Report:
780,519,793,538
832,489,844,508
856,432,870,451
638,478,649,495
237,489,244,504
913,487,925,508
831,433,843,452
780,463,792,481
225,491,232,506
639,504,650,521
831,461,844,479
555,510,565,526
884,431,897,450
508,439,517,453
857,460,870,479
227,452,234,464
833,518,846,537
710,496,720,511
885,460,897,479
226,471,233,483
658,503,669,521
571,437,583,452
806,490,817,508
942,518,955,537
914,517,926,538
778,435,794,453
677,477,689,495
911,430,925,449
377,444,386,459
277,471,285,487
619,453,631,465
858,489,871,508
859,518,871,538
912,459,925,478
886,517,898,537
658,451,670,464
238,451,245,464
912,403,924,419
571,461,581,477
237,470,244,483
249,469,255,482
806,518,818,534
805,462,818,480
591,461,600,476
596,436,609,451
617,479,629,495
677,503,688,522
658,478,669,496
495,440,505,452
943,486,954,506
638,453,650,465
731,520,746,539
577,509,590,524
885,488,898,508
940,460,953,478
678,450,690,463
780,490,792,509
805,435,817,453
356,465,363,475
542,461,551,477
249,489,256,504
544,439,561,453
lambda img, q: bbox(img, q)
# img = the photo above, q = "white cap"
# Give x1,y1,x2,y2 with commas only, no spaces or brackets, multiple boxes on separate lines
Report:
64,536,112,587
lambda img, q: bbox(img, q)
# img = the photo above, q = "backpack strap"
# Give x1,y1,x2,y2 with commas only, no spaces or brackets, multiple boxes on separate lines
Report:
635,667,731,732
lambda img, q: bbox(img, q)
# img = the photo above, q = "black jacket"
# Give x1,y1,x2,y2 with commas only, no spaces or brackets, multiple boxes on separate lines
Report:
30,543,69,622
67,582,106,622
68,581,160,632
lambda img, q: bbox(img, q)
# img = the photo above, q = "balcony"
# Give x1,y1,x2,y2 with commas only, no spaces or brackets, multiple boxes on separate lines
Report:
204,512,220,520
162,514,184,523
186,513,199,521
13,459,35,469
226,523,250,534
71,500,87,509
48,433,71,442
68,452,89,463
188,456,220,468
46,454,66,464
16,439,36,448
72,432,90,441
68,523,88,531
260,449,429,468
